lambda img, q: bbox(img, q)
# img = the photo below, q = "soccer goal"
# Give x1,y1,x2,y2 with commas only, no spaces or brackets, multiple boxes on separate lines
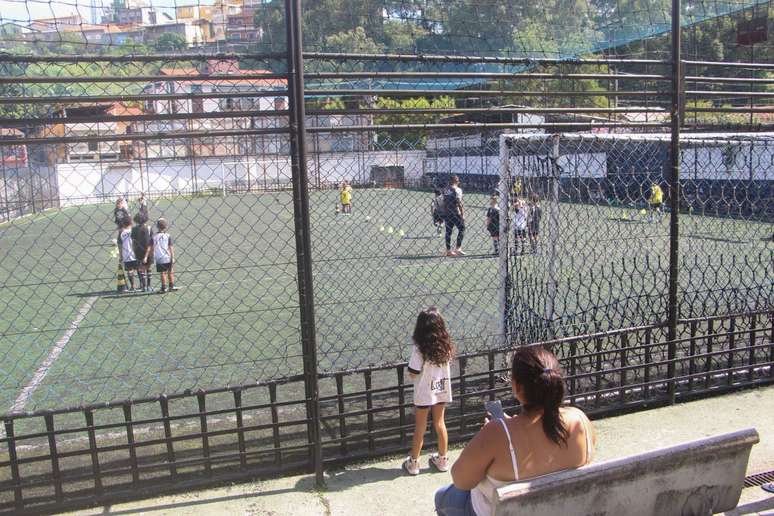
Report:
498,132,774,345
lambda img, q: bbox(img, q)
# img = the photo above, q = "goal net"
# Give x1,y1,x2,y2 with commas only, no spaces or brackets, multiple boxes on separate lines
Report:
498,132,773,344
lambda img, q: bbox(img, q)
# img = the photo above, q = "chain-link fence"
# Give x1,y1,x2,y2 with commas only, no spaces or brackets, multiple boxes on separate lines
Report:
0,54,308,416
501,132,773,342
0,163,59,222
0,0,772,510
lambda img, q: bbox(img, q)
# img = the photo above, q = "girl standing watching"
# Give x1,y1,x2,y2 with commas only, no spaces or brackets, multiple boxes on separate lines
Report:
403,307,454,475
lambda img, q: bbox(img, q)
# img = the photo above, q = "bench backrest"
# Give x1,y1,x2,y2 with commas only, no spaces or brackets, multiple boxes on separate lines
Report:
493,427,759,516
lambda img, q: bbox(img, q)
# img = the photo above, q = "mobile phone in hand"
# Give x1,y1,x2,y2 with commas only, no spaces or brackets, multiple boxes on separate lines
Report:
484,400,505,420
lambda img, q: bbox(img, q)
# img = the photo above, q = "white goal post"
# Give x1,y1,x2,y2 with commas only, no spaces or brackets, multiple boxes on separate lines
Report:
498,133,562,346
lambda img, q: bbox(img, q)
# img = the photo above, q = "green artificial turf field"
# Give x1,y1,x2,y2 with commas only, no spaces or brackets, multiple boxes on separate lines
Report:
0,188,770,413
508,197,772,340
0,189,501,412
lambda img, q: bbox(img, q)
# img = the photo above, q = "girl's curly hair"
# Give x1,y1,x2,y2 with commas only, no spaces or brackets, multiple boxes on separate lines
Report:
412,307,454,366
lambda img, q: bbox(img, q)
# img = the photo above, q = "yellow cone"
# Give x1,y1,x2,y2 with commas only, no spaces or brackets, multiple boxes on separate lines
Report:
116,267,126,292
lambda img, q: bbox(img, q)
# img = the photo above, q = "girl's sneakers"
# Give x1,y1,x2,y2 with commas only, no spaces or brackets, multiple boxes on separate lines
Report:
429,453,449,472
402,456,420,475
402,454,449,475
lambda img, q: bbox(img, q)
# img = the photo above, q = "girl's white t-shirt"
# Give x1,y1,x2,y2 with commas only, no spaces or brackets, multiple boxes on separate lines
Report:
153,232,172,264
408,344,452,406
512,208,528,230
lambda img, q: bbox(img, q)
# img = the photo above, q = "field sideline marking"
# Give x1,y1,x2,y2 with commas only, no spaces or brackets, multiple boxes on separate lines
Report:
0,207,68,230
9,296,98,414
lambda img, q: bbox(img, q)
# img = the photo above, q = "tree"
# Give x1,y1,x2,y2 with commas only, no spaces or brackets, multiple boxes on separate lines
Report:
152,33,187,52
383,20,429,52
304,0,384,51
56,32,89,55
0,61,27,119
325,27,383,54
254,0,286,52
0,23,22,39
373,96,455,148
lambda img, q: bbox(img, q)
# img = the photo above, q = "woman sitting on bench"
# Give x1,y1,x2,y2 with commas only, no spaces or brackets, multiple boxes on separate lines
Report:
435,345,596,516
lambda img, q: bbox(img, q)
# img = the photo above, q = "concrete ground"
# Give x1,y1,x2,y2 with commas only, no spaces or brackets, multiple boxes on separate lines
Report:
64,385,774,516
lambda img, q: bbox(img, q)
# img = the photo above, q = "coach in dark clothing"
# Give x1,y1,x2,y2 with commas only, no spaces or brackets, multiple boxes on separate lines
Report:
443,175,465,256
113,197,129,228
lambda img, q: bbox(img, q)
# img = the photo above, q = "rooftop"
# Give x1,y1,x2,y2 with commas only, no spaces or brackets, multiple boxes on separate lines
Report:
157,65,286,88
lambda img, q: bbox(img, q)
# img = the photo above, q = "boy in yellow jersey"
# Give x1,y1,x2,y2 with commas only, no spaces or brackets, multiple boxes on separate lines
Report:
340,181,353,214
649,183,664,222
512,178,522,198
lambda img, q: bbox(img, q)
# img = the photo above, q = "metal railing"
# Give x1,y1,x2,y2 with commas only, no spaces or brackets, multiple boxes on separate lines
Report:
0,310,770,514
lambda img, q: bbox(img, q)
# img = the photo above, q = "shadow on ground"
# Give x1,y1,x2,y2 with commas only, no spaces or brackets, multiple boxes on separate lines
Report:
298,462,448,492
396,253,494,261
95,487,300,515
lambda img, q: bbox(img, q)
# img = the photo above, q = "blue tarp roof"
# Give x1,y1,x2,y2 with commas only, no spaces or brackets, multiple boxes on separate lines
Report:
306,0,770,93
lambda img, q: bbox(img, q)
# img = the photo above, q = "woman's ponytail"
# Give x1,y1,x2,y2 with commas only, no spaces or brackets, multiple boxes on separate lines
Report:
538,368,569,446
511,347,569,446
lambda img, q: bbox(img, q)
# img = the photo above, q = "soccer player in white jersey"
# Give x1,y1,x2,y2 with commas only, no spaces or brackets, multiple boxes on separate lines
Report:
149,218,176,293
512,198,528,256
117,215,138,292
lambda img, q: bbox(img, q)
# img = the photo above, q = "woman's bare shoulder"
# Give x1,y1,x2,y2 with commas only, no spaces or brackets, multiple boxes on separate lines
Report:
560,406,591,425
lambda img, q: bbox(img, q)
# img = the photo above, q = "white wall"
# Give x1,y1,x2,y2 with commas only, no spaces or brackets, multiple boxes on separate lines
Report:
55,142,774,207
55,150,428,206
308,150,426,185
681,143,774,181
425,154,500,176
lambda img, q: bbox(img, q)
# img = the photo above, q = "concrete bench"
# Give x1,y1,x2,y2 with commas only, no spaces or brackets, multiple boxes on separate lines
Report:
493,428,759,516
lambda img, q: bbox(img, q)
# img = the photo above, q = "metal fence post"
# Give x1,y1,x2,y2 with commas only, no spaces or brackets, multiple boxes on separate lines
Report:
2,166,9,222
285,0,324,486
545,134,561,338
30,167,37,214
667,0,682,404
497,135,511,347
16,169,24,216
